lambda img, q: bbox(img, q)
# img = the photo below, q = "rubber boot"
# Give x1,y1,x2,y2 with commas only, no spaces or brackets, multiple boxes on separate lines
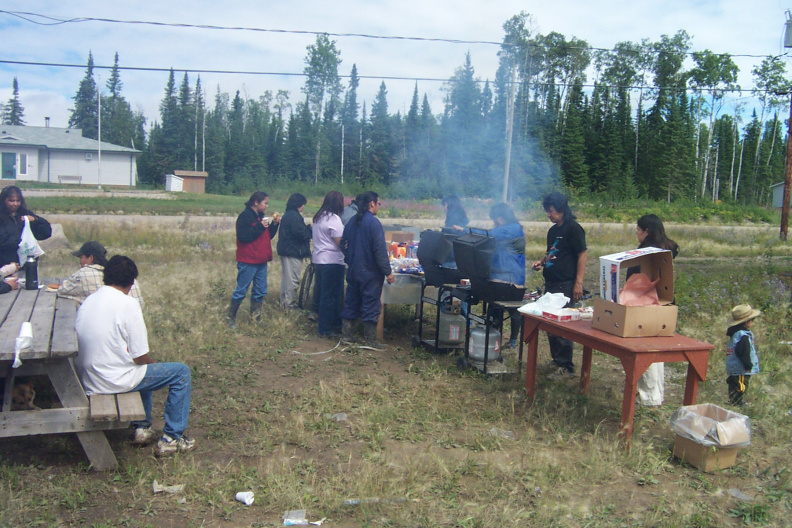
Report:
363,321,387,350
341,319,359,344
227,300,242,329
250,300,263,324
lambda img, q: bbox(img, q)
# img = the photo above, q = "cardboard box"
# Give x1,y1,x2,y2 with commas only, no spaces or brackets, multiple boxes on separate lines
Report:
385,231,414,244
673,435,739,472
670,403,751,472
592,248,677,337
542,308,581,322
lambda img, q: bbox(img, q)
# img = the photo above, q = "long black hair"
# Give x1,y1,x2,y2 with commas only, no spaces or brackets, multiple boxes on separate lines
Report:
354,191,379,224
489,202,519,225
541,192,576,222
313,191,345,223
0,186,27,222
442,195,468,228
245,191,268,208
285,193,307,212
637,214,679,255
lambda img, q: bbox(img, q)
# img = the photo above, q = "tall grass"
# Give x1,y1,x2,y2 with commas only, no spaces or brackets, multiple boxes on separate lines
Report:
0,214,790,527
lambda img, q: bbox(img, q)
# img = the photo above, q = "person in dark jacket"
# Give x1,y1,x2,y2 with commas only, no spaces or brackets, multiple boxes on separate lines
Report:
276,193,312,310
725,304,761,406
227,192,280,328
442,195,469,231
0,186,51,268
531,192,587,377
341,191,394,349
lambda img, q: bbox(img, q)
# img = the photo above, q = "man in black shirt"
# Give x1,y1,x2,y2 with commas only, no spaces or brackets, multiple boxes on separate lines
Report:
532,192,587,376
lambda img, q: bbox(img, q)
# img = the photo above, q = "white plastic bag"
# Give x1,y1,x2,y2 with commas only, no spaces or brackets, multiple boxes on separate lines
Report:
17,217,45,265
12,322,33,368
518,292,569,316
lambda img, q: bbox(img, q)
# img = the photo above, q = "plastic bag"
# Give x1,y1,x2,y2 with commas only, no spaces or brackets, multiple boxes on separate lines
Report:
17,217,45,265
670,404,751,448
619,272,660,306
12,322,33,368
518,292,569,316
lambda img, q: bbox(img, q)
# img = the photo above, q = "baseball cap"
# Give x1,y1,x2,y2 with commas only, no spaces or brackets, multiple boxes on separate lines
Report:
72,241,107,259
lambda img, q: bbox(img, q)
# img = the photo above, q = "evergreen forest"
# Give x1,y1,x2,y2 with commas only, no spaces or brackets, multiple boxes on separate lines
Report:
2,12,789,205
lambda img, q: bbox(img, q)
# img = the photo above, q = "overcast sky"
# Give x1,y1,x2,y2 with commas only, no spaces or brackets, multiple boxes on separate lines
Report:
1,1,790,131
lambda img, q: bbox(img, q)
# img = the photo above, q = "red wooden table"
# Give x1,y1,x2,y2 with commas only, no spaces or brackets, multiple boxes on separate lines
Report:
522,313,713,447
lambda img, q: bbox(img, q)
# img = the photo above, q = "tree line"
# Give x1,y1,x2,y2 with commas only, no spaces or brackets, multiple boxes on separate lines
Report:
6,11,790,204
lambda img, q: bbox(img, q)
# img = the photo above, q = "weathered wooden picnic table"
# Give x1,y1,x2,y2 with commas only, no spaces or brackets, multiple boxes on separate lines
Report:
0,285,132,470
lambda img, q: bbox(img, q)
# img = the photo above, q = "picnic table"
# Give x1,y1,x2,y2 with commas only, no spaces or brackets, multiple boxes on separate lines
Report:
522,312,713,448
0,285,130,470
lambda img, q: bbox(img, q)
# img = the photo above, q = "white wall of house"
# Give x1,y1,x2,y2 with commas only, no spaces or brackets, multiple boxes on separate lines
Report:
45,150,138,186
0,145,40,181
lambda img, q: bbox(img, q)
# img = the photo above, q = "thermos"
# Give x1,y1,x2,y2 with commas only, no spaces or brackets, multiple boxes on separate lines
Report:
25,256,38,290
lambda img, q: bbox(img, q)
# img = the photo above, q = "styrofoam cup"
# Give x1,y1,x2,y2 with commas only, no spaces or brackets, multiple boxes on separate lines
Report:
19,321,33,339
235,491,254,506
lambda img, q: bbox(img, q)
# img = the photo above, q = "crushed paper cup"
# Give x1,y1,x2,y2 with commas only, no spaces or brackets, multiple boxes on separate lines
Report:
12,322,33,368
235,491,254,506
152,480,184,494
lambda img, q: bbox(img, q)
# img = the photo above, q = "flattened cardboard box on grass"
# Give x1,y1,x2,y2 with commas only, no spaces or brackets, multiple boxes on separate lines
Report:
670,404,751,472
593,247,678,337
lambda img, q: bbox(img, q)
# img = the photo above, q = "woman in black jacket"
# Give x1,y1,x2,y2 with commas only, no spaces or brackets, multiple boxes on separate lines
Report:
276,193,312,309
0,186,51,268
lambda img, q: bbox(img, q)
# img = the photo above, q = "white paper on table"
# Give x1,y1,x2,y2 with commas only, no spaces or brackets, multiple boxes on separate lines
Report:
517,292,569,316
12,322,33,368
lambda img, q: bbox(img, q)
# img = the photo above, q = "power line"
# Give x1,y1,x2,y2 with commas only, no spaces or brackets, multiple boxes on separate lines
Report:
0,9,782,61
0,58,774,96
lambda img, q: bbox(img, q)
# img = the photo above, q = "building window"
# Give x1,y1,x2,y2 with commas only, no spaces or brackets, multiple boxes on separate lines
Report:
18,154,27,175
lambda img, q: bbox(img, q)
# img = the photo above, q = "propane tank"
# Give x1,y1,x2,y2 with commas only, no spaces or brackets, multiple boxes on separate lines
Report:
467,326,501,362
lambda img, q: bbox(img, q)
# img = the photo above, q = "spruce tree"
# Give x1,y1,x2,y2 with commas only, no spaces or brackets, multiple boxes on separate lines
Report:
2,77,25,125
69,53,98,138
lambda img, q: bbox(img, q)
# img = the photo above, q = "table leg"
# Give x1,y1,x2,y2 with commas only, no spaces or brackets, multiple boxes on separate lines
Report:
580,346,592,395
523,326,539,399
683,363,700,405
47,359,118,471
619,354,639,449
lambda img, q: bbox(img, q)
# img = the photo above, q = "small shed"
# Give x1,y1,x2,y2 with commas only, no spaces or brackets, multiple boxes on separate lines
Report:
173,170,208,194
165,174,183,192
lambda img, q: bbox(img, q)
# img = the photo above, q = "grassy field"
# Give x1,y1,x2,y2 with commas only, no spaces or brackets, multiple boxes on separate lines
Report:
0,194,791,527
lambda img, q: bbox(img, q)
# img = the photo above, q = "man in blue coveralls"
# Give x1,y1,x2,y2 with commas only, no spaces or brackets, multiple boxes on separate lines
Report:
341,191,395,349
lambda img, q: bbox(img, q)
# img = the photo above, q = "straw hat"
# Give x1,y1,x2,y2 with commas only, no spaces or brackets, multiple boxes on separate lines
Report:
728,304,761,327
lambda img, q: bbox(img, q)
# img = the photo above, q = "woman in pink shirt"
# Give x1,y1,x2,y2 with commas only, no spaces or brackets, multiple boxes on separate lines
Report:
311,191,346,337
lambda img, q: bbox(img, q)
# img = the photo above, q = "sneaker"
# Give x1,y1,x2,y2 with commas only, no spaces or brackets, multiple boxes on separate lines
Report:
155,434,196,456
132,427,157,446
549,367,576,379
507,339,519,349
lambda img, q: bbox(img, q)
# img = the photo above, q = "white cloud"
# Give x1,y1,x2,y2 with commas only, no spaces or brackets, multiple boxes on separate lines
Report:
1,0,788,131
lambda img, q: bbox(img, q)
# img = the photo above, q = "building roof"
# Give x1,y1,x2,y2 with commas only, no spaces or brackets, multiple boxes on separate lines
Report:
0,125,140,153
173,170,208,178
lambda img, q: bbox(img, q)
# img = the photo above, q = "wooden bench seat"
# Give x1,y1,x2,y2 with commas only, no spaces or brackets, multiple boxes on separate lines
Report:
89,393,145,422
58,175,82,184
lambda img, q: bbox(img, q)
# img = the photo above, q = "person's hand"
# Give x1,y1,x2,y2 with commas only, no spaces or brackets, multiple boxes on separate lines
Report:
386,274,395,284
25,215,35,222
272,213,280,224
0,262,19,276
572,282,583,302
261,217,270,228
4,277,18,290
531,259,544,271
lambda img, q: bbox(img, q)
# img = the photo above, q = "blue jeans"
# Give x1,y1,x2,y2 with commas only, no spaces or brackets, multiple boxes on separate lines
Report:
130,362,192,439
232,262,268,303
342,275,384,323
315,263,344,334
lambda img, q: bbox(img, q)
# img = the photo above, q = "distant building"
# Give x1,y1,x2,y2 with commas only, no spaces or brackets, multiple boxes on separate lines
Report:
0,124,140,187
771,181,790,209
172,170,208,194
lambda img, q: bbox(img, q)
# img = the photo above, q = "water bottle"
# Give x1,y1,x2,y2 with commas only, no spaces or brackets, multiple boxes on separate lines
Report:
25,256,38,290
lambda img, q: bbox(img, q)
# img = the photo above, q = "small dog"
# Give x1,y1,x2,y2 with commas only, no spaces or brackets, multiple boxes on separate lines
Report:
2,380,41,411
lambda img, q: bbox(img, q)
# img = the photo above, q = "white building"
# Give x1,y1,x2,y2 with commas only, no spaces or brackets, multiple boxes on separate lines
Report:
0,125,140,186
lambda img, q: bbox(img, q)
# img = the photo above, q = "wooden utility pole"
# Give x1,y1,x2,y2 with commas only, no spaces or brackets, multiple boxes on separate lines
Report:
502,63,517,202
781,91,792,240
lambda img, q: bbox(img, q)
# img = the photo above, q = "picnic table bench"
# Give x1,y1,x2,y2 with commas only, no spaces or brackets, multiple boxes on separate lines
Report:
0,285,143,470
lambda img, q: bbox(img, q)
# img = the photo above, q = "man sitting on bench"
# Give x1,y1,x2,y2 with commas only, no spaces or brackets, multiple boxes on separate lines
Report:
74,255,196,456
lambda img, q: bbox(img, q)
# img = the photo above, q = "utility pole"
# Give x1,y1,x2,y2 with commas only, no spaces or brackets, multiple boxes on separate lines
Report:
97,73,102,190
502,62,517,202
780,11,792,240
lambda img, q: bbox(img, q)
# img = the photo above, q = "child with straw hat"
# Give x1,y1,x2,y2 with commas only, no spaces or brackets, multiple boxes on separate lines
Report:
725,304,761,406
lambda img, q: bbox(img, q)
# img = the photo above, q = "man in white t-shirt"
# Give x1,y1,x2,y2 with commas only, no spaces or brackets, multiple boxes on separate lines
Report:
74,255,195,457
